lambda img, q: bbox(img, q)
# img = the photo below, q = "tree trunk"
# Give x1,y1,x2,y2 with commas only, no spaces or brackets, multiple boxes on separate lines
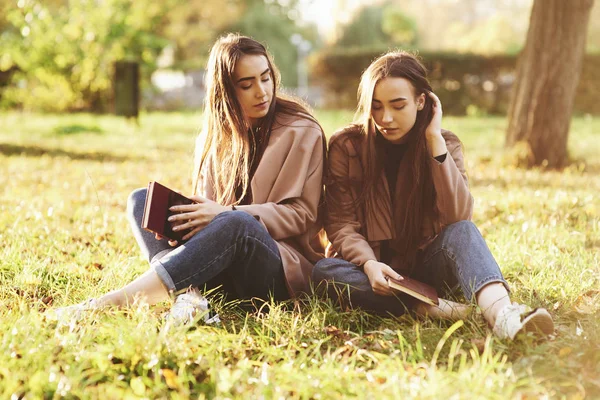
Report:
506,0,594,168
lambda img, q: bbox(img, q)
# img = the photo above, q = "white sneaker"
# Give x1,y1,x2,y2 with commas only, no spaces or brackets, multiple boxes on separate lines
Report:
165,288,220,327
51,298,102,323
493,303,554,340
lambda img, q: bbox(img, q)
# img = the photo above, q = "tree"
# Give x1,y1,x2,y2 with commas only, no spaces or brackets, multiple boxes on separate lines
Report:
334,5,391,48
1,0,169,111
506,0,595,168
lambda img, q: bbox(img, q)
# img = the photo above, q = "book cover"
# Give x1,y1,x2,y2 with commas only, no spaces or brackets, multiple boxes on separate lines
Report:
141,181,195,242
387,276,439,306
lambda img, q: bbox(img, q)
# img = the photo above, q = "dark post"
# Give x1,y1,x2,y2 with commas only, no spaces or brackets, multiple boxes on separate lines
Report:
113,61,139,121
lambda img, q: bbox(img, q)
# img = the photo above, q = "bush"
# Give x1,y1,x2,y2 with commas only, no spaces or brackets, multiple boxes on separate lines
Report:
310,47,600,115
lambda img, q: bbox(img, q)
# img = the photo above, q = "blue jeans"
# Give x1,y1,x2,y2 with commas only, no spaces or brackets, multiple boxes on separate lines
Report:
127,188,289,301
311,221,509,316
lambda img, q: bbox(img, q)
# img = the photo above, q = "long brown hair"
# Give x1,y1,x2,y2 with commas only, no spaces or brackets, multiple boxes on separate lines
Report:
354,51,437,266
193,33,316,205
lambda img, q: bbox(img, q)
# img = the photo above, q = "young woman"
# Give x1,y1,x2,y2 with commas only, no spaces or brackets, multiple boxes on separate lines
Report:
56,34,326,323
312,51,554,340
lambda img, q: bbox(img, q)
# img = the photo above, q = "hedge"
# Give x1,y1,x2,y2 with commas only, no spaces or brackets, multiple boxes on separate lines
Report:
310,48,600,115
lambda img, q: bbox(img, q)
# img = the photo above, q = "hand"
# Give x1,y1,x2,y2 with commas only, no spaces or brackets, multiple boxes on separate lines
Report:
363,260,403,296
154,232,180,247
167,195,229,241
425,91,443,140
424,91,447,157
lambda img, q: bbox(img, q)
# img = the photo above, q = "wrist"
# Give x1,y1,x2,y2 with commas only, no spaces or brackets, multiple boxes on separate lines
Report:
363,259,377,269
426,129,442,140
427,132,447,157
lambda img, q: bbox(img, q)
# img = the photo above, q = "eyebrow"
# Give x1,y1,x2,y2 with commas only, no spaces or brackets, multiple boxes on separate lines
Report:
237,68,270,83
372,97,408,103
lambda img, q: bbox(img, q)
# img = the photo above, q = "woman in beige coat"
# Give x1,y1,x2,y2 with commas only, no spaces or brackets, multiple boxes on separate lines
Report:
56,34,326,323
312,51,553,340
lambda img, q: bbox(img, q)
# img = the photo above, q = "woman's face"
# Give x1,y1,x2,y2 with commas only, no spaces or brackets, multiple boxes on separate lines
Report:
233,54,274,126
371,77,425,143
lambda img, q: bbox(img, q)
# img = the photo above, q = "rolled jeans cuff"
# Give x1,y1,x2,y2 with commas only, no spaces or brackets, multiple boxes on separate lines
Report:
468,275,510,302
152,260,177,294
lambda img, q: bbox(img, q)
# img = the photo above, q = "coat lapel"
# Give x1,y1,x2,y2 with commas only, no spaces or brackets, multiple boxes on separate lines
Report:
250,123,308,204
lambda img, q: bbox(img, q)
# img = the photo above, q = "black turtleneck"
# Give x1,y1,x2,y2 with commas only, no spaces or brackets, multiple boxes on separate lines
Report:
235,127,269,205
375,130,448,265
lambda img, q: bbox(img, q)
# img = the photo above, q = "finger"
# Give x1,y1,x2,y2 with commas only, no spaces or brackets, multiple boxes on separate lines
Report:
428,91,440,103
168,239,178,247
168,208,201,223
170,204,200,213
155,233,163,240
428,92,443,111
383,266,403,281
173,216,207,232
181,226,203,241
374,278,394,296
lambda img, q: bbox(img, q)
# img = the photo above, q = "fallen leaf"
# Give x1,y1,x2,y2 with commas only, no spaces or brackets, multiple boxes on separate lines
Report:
161,369,179,389
574,290,600,315
86,262,104,271
558,347,572,357
471,338,486,354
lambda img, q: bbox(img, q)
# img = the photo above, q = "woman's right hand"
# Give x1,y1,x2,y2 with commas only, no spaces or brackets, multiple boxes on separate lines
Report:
155,233,179,247
363,260,403,296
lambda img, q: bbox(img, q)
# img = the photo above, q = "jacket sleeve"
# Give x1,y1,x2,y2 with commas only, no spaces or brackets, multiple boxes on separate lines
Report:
430,132,474,225
235,127,324,241
325,136,377,266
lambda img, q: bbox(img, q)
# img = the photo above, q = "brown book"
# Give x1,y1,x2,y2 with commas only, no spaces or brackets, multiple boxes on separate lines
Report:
387,276,439,306
141,181,196,242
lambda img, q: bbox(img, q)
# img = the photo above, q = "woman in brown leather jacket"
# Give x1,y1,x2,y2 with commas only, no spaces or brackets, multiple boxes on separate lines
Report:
312,51,553,340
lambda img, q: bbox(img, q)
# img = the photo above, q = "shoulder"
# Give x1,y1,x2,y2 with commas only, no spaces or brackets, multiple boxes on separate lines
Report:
272,112,324,142
441,129,463,152
329,124,364,155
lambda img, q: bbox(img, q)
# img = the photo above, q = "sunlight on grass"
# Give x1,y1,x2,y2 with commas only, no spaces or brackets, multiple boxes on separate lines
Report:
0,111,598,398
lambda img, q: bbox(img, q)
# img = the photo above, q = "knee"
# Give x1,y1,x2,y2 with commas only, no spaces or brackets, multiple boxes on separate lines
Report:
444,220,480,239
311,258,350,282
127,188,147,217
217,210,260,230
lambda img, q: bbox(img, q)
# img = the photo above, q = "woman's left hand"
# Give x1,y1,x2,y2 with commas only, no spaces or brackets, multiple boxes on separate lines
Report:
425,91,443,140
425,91,447,157
168,195,229,241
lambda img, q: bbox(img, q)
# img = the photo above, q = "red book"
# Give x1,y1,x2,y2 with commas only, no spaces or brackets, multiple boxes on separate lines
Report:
387,276,439,306
141,181,196,242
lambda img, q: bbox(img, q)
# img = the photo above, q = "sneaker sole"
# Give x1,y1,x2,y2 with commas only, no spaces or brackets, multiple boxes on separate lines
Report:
521,308,554,336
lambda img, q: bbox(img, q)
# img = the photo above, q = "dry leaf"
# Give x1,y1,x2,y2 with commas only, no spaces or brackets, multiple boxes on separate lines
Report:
471,338,486,354
574,290,600,315
558,347,572,357
161,368,179,389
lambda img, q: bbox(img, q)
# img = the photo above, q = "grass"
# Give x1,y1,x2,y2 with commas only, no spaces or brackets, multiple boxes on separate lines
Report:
0,110,599,399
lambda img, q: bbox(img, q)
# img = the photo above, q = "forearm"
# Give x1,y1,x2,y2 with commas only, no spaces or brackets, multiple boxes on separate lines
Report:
431,152,473,223
427,132,448,158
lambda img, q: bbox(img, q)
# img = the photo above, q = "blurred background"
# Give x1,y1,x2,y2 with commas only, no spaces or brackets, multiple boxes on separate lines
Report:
0,0,598,116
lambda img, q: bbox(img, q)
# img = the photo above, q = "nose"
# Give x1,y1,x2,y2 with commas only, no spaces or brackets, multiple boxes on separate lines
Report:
381,108,393,123
256,82,267,99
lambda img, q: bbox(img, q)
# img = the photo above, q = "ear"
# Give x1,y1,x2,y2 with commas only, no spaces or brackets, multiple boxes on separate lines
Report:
417,93,426,111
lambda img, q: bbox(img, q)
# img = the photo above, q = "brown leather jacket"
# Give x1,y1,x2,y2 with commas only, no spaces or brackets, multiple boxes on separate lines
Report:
325,125,473,272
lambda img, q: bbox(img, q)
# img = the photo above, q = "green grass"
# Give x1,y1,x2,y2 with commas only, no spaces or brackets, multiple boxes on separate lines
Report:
1,111,599,399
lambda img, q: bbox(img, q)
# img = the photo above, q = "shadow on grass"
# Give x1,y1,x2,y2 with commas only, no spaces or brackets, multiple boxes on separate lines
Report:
52,124,104,135
0,143,142,162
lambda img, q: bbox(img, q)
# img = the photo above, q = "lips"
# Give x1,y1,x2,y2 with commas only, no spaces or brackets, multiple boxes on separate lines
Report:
254,101,269,108
382,128,399,134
